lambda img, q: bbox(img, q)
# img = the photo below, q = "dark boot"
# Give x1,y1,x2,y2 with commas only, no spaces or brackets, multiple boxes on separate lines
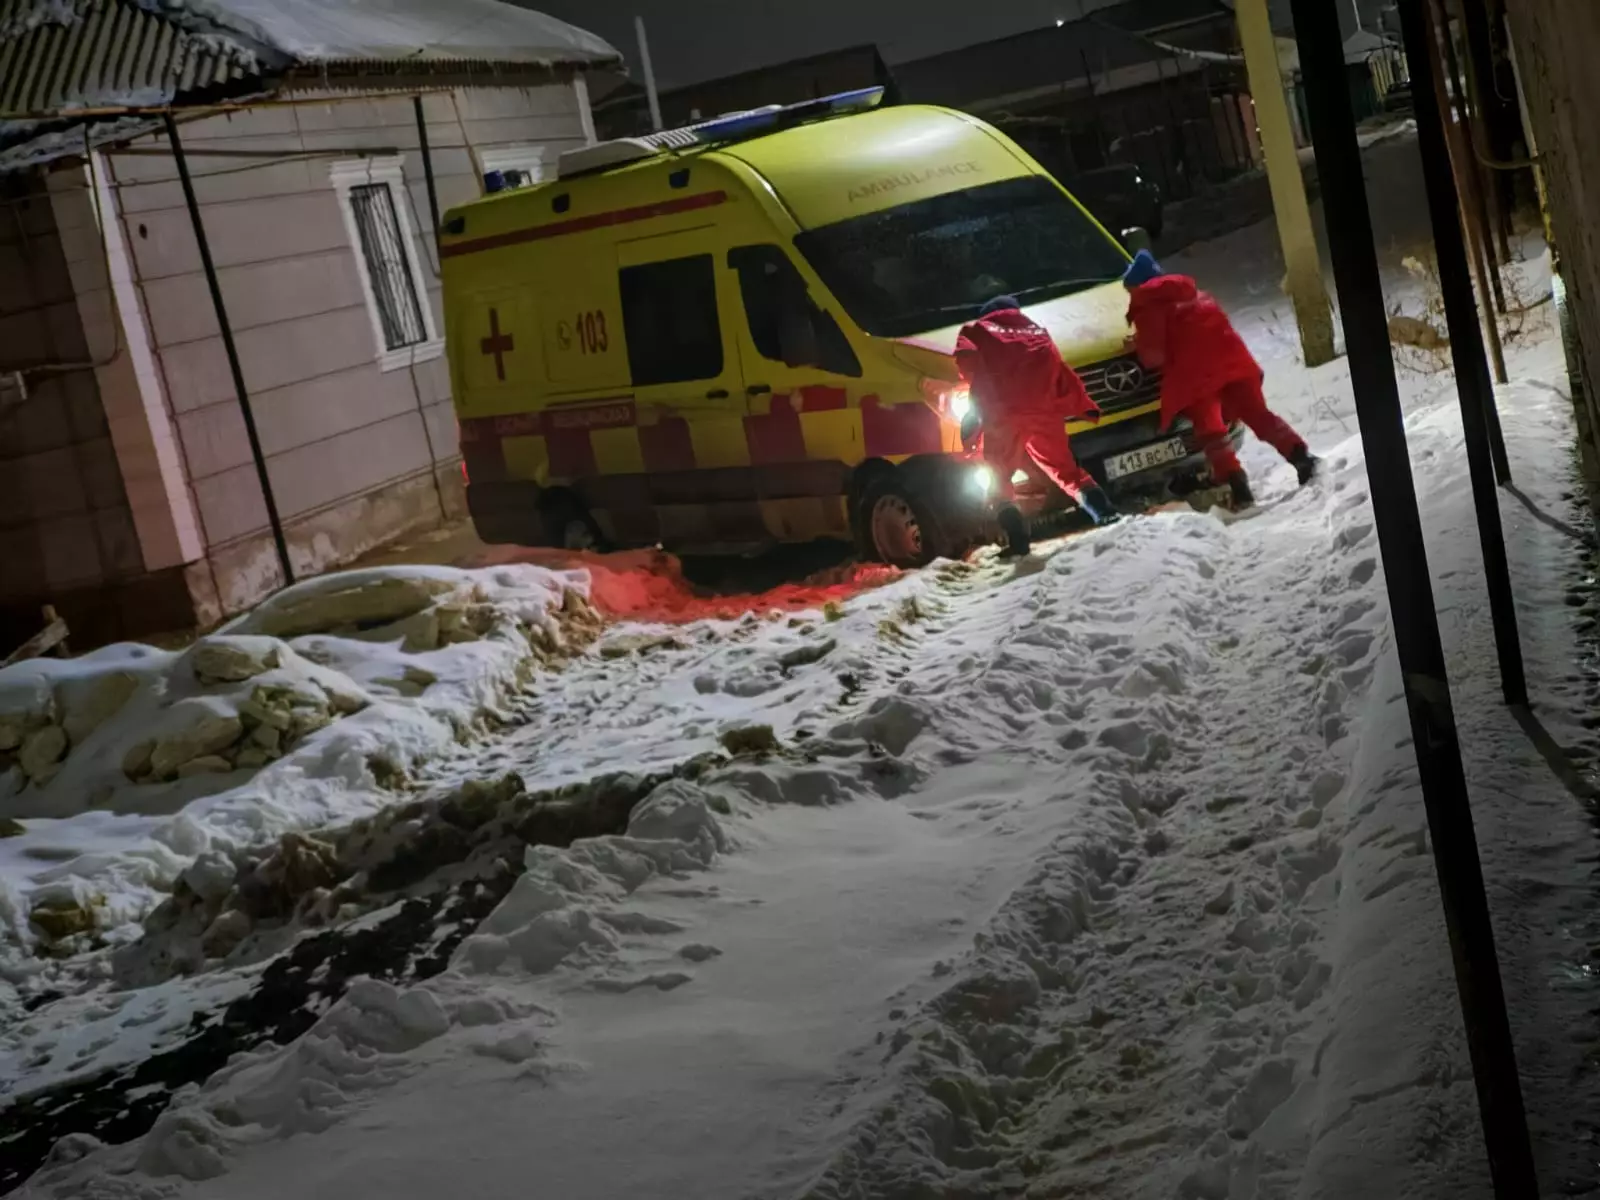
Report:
1227,470,1255,510
998,505,1030,557
1077,485,1122,526
1289,445,1319,486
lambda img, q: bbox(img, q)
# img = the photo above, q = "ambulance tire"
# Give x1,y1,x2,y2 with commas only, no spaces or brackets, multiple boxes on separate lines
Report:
539,490,608,553
855,474,953,569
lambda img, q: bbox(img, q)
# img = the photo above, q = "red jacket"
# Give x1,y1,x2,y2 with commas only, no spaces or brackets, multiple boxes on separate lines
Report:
1126,275,1260,428
954,309,1100,433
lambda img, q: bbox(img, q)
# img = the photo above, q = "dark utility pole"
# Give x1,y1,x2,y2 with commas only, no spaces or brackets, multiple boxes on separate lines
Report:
1286,2,1539,1197
165,113,294,588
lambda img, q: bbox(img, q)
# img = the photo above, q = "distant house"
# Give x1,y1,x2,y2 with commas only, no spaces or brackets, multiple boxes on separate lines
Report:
893,0,1256,202
0,0,619,647
1342,29,1409,120
594,44,899,140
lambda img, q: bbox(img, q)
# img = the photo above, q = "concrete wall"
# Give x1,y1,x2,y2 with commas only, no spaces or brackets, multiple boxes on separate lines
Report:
103,83,590,614
0,179,143,609
1506,0,1600,513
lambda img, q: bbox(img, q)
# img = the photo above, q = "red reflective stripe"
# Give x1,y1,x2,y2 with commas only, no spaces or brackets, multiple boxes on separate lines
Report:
798,385,848,412
862,395,944,457
745,394,807,465
545,399,637,431
441,192,730,259
545,428,597,479
640,418,696,473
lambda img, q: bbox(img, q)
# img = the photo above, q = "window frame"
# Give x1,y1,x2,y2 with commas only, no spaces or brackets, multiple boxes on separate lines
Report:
617,253,726,387
728,243,861,378
329,156,443,373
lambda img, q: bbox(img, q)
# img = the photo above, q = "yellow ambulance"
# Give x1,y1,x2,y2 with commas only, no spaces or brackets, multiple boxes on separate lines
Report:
441,89,1223,566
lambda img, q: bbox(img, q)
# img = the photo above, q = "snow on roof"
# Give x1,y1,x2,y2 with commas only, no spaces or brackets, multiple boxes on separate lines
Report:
130,0,622,69
0,0,619,172
1343,28,1398,62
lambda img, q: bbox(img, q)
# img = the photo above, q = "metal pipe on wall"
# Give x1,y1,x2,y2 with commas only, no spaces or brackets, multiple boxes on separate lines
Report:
1438,0,1509,316
164,113,294,589
1286,2,1539,1196
413,95,443,258
1454,0,1519,259
1426,0,1511,401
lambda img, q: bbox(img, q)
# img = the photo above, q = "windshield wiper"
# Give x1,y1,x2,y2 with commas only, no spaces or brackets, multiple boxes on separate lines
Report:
1015,276,1123,298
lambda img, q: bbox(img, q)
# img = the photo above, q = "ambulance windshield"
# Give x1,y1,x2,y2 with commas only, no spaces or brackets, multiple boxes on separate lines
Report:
794,176,1130,338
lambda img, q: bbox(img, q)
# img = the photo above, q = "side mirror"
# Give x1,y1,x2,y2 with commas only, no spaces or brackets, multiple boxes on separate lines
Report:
1121,226,1152,254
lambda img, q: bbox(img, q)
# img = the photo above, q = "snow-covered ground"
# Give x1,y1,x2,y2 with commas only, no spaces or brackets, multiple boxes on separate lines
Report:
6,135,1599,1198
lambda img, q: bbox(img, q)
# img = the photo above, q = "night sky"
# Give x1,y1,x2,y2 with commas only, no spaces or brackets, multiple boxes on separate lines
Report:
529,0,1132,89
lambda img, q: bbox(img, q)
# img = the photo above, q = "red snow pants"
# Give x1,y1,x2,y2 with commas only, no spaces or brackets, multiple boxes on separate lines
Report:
983,422,1096,501
1188,376,1307,480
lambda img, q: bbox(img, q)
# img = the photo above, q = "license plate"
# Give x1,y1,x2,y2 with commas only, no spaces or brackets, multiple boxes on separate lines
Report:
1104,437,1188,481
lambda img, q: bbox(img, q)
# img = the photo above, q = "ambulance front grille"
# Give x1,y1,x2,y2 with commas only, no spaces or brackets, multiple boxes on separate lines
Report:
1077,355,1162,416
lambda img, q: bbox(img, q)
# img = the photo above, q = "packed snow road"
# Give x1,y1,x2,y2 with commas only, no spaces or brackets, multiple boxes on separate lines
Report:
11,346,1599,1198
6,164,1600,1194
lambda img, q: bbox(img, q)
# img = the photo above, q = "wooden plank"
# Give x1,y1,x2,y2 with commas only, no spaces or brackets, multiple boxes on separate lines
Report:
2,607,70,669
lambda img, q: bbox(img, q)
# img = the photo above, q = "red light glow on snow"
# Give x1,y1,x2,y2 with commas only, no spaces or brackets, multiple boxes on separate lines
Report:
471,546,899,625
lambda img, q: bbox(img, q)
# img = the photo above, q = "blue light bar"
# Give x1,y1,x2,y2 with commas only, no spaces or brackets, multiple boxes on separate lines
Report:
692,108,784,143
691,86,887,147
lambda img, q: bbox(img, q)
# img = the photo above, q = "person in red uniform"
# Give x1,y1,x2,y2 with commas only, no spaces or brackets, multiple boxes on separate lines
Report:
955,296,1119,556
1122,250,1318,508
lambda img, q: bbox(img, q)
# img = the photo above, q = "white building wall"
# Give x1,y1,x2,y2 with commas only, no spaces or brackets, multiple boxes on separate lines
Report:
104,81,590,613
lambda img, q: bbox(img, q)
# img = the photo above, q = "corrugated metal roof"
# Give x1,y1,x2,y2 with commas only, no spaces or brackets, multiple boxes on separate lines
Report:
132,0,621,69
0,0,264,117
0,0,619,172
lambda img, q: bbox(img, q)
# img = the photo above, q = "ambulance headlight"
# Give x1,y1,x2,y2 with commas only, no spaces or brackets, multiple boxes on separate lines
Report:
970,465,995,495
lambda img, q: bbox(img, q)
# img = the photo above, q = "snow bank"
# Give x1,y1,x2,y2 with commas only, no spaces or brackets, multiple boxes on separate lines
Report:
0,564,597,967
18,767,745,1190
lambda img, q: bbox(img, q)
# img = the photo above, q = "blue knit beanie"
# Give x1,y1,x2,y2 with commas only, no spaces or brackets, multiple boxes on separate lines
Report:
979,294,1021,316
1122,249,1165,289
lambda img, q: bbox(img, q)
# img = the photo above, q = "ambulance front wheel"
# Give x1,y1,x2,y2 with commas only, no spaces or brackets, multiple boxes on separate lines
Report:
855,474,954,569
539,490,608,553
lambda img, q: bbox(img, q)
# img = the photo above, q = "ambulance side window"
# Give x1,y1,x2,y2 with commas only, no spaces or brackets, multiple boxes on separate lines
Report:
729,245,860,377
618,254,724,386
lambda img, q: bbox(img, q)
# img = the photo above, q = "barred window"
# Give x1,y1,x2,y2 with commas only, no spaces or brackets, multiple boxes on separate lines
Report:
347,183,428,351
330,157,443,372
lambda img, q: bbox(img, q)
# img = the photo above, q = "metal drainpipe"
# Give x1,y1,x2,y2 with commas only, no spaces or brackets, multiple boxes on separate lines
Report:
164,112,294,589
413,95,443,259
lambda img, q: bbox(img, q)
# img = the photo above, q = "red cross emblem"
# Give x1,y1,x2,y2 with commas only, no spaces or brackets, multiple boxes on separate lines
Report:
479,308,515,381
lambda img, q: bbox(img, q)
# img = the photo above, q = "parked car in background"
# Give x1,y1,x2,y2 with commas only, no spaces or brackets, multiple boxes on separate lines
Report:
1065,164,1165,241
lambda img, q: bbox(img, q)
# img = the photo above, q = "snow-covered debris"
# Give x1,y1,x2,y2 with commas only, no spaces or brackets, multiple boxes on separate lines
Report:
0,0,76,42
0,563,595,965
